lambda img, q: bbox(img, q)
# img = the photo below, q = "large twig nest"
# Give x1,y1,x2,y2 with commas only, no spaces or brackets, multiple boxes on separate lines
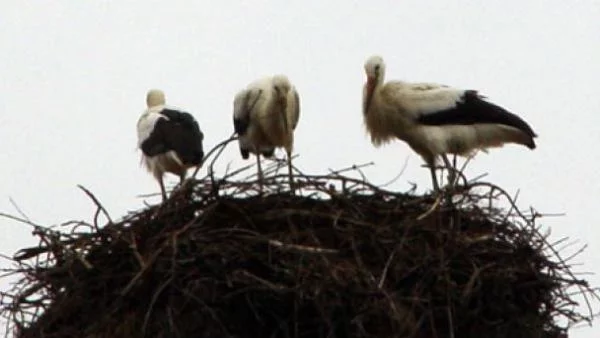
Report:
0,143,597,338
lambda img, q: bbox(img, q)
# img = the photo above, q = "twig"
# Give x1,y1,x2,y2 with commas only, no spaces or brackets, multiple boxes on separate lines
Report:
9,197,31,224
142,276,173,337
191,133,238,179
378,248,397,289
77,185,113,226
267,239,338,255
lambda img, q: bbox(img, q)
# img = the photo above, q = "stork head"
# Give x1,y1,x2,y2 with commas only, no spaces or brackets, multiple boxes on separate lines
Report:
364,55,385,83
146,89,166,108
272,75,292,95
363,55,385,114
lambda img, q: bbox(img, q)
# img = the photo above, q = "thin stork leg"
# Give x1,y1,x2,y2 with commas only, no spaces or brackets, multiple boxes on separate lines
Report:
442,154,456,188
255,153,264,194
158,176,167,202
177,172,187,191
286,149,295,195
428,162,440,193
423,155,441,193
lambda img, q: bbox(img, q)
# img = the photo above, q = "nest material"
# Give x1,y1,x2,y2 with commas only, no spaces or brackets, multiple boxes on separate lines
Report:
0,154,597,338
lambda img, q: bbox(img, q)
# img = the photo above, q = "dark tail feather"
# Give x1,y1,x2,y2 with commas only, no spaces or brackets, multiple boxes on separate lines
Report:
526,137,536,150
466,91,538,139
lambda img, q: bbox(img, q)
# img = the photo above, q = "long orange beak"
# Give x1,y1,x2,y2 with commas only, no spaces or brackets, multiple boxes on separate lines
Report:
366,76,375,93
364,76,376,113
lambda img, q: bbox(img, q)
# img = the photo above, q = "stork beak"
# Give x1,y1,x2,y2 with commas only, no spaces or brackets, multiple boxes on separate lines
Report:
364,76,376,113
367,76,378,92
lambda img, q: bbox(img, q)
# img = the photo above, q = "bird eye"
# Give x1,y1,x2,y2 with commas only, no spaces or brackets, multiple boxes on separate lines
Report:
374,65,380,71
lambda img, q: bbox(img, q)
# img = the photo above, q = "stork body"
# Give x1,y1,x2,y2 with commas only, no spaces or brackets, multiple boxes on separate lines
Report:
362,55,537,191
232,75,300,193
137,89,205,201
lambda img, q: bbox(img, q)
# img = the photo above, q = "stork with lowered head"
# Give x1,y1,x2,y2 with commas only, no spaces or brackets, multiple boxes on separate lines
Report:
232,75,301,194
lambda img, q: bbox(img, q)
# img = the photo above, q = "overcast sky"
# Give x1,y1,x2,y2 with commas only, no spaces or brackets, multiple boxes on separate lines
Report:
1,1,599,336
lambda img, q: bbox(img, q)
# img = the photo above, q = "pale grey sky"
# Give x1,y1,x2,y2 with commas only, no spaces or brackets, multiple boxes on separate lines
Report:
1,1,599,336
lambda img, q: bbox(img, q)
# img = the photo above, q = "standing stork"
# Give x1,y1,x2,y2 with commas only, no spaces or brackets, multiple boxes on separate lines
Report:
362,55,537,191
232,75,301,193
137,89,205,201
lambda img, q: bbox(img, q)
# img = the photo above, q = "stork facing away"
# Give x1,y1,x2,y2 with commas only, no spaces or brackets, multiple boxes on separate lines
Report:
362,55,537,191
137,89,205,201
232,75,301,194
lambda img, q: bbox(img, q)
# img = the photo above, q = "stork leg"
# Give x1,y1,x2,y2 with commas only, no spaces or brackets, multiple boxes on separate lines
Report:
286,149,295,195
158,176,167,202
422,155,441,193
255,153,264,195
424,156,441,193
442,154,457,188
177,171,187,191
429,165,440,193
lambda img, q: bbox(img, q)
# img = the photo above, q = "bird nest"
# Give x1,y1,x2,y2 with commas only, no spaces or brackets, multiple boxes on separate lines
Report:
0,141,598,338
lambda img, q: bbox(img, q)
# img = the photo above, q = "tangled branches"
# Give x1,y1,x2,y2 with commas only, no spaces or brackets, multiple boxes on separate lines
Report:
0,139,597,338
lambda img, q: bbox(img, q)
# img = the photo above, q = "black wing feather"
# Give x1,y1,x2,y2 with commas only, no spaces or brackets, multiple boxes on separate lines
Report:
234,117,248,135
141,109,204,165
417,90,537,138
141,129,169,156
233,89,263,136
233,90,252,135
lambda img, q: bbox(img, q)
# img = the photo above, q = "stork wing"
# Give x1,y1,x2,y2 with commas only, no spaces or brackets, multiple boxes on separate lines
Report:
141,109,205,164
291,89,300,130
416,90,537,137
139,115,169,156
160,109,203,138
233,88,262,135
407,82,450,91
382,81,463,117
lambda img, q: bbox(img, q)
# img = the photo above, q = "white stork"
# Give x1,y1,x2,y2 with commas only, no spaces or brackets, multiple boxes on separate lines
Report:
137,89,205,201
362,55,537,191
232,75,301,193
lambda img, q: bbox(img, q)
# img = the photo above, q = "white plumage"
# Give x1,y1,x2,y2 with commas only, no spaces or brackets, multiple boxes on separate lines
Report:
232,75,301,193
362,55,537,191
137,89,205,201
